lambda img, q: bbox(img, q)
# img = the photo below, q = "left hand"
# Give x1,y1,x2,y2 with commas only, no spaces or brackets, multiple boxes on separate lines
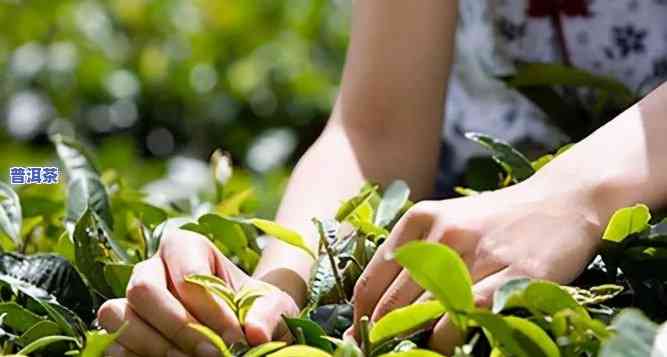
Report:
351,180,603,353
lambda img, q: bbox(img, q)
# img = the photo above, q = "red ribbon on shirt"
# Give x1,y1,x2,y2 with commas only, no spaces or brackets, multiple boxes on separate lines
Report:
527,0,591,17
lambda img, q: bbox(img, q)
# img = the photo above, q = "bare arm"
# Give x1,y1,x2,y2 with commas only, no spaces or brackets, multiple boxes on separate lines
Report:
252,0,459,305
530,81,667,224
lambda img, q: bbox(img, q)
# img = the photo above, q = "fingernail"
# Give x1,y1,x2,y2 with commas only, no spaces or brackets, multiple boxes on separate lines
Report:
167,349,189,357
195,342,220,357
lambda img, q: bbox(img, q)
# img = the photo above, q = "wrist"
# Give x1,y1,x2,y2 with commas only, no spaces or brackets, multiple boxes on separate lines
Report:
516,162,631,235
253,267,307,307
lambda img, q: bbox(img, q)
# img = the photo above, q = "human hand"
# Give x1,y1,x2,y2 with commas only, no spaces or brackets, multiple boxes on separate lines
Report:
98,229,299,357
352,181,603,353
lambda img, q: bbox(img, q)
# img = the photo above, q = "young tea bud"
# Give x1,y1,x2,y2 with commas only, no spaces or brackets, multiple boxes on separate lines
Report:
210,149,233,186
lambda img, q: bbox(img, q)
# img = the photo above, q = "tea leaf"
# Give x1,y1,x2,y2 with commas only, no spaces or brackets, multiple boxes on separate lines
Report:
603,204,651,243
377,350,446,357
17,335,78,355
0,182,22,247
72,210,115,298
216,188,254,216
493,278,531,313
507,63,634,102
267,345,332,357
103,263,134,298
185,274,236,312
327,338,363,357
393,242,473,328
249,218,315,259
504,316,560,357
284,316,334,352
189,323,233,357
531,154,554,171
245,342,287,357
18,320,61,346
465,133,535,183
370,300,446,344
336,186,378,223
0,302,44,333
599,309,657,357
375,180,410,228
80,324,127,357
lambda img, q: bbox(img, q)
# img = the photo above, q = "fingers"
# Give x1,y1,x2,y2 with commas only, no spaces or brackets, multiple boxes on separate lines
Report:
370,269,424,322
125,256,216,355
353,204,433,330
160,229,245,343
105,343,141,357
98,299,186,357
428,314,465,355
243,290,299,346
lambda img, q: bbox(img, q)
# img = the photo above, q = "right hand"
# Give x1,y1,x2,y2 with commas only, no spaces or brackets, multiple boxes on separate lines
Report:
98,229,299,357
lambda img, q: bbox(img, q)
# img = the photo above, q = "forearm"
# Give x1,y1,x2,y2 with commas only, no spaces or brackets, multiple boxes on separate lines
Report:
526,82,667,230
253,109,442,305
251,0,457,305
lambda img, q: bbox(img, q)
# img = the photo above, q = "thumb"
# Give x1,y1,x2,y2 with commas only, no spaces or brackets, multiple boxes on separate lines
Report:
243,290,299,346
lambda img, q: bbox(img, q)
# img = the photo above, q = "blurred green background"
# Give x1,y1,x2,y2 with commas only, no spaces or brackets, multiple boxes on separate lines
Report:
0,0,351,191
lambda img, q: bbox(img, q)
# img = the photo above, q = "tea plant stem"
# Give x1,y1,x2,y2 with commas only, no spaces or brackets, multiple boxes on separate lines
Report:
313,218,347,303
360,316,371,357
295,327,306,345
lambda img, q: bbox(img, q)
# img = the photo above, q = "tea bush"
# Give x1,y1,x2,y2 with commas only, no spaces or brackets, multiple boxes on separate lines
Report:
0,128,666,357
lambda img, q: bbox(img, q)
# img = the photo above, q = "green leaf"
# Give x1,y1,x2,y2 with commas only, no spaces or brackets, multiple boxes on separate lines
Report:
336,186,379,223
216,188,254,216
267,345,333,357
0,302,44,333
72,209,115,298
603,204,651,243
65,174,113,231
284,317,334,352
103,263,134,298
600,310,657,357
347,217,389,241
18,320,61,346
330,340,363,357
189,323,233,357
0,274,86,338
185,274,236,312
466,310,527,357
393,242,473,328
17,335,79,355
465,132,535,183
244,342,287,357
197,214,248,253
555,144,574,156
377,350,446,357
55,232,75,263
560,284,624,307
504,316,560,357
369,300,446,344
375,181,410,228
80,324,127,357
493,278,531,313
522,281,584,316
454,187,480,197
0,253,94,324
506,63,635,102
249,218,315,259
531,154,554,171
0,181,22,247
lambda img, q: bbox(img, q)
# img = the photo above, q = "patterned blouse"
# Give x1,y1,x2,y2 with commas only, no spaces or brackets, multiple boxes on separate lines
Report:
436,0,667,196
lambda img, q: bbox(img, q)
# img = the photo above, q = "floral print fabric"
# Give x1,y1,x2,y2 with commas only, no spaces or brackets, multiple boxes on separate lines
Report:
436,0,667,196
